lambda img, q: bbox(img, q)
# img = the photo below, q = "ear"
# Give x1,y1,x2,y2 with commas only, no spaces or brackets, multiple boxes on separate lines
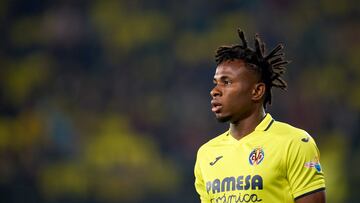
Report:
251,83,266,102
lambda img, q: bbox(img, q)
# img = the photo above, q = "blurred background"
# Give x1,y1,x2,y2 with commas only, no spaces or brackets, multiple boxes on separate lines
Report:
0,0,359,202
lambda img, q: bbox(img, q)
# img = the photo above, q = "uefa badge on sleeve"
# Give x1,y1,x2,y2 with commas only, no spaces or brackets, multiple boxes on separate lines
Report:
249,147,265,165
304,157,322,172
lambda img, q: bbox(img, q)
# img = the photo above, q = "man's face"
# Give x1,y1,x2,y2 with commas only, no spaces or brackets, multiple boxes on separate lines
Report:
210,59,260,123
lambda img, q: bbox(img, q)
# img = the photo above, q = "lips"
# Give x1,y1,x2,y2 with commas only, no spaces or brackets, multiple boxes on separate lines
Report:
211,100,222,113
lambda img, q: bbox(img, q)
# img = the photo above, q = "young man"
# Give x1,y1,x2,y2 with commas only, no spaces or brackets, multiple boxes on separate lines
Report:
194,29,326,203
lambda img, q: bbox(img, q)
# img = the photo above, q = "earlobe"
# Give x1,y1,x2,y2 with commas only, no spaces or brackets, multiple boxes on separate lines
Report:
252,83,266,101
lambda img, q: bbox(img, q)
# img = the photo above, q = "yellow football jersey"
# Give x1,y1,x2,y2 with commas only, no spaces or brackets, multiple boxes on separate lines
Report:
194,114,325,203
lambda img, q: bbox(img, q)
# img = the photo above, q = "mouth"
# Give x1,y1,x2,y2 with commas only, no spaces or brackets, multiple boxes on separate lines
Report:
211,100,222,113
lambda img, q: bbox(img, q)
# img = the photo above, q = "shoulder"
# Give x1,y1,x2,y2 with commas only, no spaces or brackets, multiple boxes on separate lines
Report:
269,120,320,161
270,119,315,144
197,131,229,155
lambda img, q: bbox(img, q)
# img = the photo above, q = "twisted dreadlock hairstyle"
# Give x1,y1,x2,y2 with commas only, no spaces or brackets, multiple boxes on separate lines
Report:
215,28,289,109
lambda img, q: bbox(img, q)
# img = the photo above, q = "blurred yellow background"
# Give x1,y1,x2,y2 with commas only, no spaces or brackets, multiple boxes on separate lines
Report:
0,0,359,202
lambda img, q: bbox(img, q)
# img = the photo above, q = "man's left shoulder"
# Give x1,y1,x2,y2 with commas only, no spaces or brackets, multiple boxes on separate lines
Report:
270,120,315,143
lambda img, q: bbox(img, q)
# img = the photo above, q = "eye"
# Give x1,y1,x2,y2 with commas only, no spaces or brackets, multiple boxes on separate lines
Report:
224,80,232,85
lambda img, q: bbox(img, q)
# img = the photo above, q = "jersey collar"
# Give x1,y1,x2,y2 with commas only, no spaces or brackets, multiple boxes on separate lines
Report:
225,113,275,142
254,113,275,132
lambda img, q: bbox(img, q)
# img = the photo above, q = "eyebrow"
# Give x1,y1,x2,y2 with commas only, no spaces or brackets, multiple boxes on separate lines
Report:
213,75,231,81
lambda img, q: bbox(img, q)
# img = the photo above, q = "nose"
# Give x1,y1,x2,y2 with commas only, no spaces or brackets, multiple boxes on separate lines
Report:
210,86,221,98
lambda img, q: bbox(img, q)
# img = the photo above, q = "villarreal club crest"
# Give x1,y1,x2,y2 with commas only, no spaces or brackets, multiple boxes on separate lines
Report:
249,147,265,166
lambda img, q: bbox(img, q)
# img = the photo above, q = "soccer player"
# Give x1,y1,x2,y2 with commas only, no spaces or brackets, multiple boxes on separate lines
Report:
194,29,326,203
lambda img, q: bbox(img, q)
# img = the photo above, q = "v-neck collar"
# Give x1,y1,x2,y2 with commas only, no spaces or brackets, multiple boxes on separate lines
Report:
225,113,275,143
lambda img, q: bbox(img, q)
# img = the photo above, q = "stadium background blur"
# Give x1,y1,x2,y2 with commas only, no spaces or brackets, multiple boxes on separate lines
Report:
0,0,359,202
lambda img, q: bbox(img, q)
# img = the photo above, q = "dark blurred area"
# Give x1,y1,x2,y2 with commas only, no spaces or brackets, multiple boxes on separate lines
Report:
0,0,359,202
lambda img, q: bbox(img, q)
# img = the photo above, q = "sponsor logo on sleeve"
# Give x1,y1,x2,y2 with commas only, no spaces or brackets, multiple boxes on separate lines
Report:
304,157,322,172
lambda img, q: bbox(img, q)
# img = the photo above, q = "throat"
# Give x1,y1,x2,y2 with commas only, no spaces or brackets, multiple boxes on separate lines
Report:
229,124,254,140
229,111,266,140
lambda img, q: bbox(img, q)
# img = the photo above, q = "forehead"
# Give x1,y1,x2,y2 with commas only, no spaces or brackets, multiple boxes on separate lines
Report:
214,59,251,78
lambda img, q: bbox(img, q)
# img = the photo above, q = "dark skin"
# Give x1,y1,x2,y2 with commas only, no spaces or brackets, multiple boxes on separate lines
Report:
210,59,326,203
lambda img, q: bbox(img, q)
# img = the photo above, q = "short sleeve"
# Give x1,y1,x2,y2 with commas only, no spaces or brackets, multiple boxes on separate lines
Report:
286,133,326,199
194,150,211,203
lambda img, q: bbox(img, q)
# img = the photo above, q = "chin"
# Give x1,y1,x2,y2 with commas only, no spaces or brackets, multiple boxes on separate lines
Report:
215,115,231,123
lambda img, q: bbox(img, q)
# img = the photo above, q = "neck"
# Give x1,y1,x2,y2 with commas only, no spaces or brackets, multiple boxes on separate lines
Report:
229,108,266,140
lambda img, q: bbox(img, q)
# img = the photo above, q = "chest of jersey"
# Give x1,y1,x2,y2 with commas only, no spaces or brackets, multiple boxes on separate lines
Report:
200,135,292,202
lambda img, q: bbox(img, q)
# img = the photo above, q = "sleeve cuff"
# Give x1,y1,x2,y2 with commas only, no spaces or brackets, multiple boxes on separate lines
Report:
294,186,325,200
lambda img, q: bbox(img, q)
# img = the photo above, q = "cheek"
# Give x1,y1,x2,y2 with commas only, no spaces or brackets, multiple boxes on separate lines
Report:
229,87,253,106
231,84,252,98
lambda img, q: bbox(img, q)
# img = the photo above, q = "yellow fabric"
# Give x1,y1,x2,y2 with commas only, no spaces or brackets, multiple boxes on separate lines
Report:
194,114,325,203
